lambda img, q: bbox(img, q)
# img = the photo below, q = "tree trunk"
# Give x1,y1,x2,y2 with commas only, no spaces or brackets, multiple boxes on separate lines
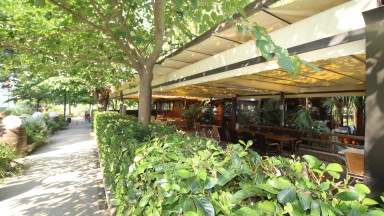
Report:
94,88,110,111
138,66,154,124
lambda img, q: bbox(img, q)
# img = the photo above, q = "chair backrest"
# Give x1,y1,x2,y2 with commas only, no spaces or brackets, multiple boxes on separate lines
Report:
211,126,220,139
193,122,201,131
218,127,228,142
255,134,267,154
345,152,364,176
228,129,239,143
289,130,302,140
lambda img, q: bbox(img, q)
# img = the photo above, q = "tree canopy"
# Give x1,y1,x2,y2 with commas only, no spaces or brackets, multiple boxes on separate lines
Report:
1,0,317,123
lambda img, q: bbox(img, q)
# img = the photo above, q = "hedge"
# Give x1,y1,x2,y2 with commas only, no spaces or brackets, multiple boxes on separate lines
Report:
95,112,384,216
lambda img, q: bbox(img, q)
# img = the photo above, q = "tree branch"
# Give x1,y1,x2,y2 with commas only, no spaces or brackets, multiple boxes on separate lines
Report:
26,27,96,43
47,0,106,32
148,0,165,65
89,0,107,22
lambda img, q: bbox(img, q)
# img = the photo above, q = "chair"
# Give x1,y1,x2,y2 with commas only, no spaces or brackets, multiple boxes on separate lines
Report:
289,130,302,155
193,122,206,137
228,129,239,144
150,116,156,122
345,152,364,184
211,125,220,140
254,134,279,156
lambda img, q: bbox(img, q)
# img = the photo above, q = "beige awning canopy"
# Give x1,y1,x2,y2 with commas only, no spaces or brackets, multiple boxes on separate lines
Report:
112,0,377,100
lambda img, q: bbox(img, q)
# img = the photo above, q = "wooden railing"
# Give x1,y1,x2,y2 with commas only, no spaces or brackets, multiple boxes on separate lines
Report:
245,124,365,154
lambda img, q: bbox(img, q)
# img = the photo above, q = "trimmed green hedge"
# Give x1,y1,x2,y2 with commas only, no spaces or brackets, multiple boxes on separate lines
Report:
95,112,384,216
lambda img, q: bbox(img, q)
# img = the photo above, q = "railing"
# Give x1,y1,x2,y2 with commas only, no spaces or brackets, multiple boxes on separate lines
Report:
246,124,365,154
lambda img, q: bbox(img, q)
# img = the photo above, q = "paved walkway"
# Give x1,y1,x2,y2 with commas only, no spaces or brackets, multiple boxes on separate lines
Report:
0,118,108,216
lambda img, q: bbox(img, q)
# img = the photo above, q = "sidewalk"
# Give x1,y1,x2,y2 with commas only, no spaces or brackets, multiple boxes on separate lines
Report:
0,119,108,216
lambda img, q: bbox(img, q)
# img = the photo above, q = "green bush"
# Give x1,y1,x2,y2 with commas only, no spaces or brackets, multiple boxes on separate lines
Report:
23,117,49,145
0,142,17,178
95,113,384,215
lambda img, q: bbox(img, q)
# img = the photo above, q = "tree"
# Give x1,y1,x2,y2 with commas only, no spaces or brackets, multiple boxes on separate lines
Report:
1,0,317,124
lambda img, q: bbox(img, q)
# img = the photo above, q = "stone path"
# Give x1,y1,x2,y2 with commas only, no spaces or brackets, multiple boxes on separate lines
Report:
0,118,108,216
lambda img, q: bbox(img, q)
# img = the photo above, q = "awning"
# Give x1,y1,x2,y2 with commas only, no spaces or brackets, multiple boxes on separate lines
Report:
113,0,376,100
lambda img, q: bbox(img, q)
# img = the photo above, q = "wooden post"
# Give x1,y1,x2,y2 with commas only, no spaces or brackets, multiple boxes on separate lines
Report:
231,97,237,129
280,92,285,127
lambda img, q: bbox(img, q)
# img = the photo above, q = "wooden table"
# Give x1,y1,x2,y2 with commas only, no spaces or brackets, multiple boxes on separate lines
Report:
238,129,297,155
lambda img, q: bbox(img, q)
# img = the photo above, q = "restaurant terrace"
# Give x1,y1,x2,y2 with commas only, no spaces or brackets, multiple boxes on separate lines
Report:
111,0,384,198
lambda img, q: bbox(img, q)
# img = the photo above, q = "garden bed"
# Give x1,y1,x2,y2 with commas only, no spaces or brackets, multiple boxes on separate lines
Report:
94,112,384,216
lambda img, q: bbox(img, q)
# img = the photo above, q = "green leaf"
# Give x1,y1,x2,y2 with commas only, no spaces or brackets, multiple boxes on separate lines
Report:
335,191,359,201
217,171,238,186
44,11,52,21
284,202,293,213
175,169,194,179
303,155,321,169
231,153,242,169
175,0,184,8
230,189,259,204
254,184,279,194
328,171,340,179
310,201,321,215
319,182,330,191
298,192,311,211
365,210,384,216
304,61,321,72
136,164,147,174
184,212,198,216
256,39,271,60
355,184,371,194
183,198,196,212
166,153,179,161
269,177,292,189
195,196,215,216
139,194,151,207
234,207,258,216
237,24,243,33
362,198,379,206
277,187,296,204
204,178,218,190
326,163,343,172
190,0,197,10
197,168,207,181
348,208,361,216
34,0,46,7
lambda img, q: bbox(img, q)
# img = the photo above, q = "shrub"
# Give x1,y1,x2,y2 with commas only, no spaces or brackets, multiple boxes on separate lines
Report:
0,142,17,178
23,117,48,145
95,113,384,215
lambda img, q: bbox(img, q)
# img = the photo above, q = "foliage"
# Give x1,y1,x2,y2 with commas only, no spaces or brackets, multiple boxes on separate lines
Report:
0,142,18,178
182,104,203,127
261,99,281,126
0,0,319,124
95,113,384,215
46,115,67,134
22,117,49,145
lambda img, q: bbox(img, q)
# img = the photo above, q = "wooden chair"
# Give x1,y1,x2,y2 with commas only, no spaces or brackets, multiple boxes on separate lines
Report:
289,130,302,155
211,125,220,140
345,152,364,184
254,134,279,156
